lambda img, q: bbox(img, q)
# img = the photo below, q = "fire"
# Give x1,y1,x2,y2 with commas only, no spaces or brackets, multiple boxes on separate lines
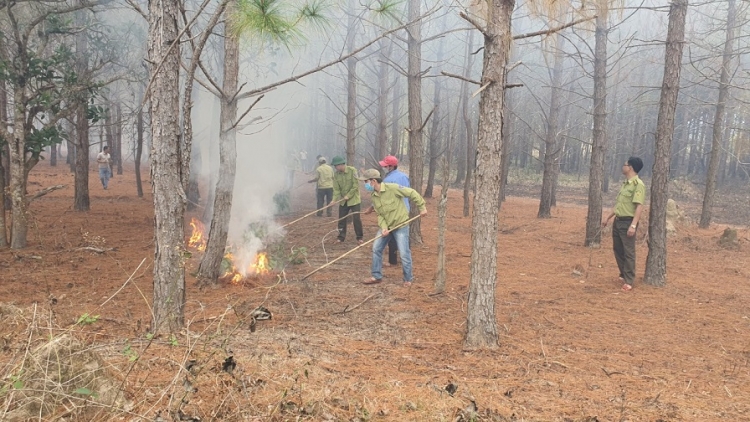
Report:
188,218,207,251
251,253,270,275
221,251,270,284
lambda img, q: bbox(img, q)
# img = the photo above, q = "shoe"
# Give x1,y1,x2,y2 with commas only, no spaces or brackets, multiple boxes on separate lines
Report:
402,281,412,287
357,239,363,245
336,239,344,243
362,278,382,285
621,283,632,292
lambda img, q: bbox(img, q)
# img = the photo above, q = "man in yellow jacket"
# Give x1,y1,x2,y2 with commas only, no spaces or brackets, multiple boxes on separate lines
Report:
308,156,334,217
331,156,363,243
359,168,427,286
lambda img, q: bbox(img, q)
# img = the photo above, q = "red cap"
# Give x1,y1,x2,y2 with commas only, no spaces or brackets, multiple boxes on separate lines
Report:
379,155,398,167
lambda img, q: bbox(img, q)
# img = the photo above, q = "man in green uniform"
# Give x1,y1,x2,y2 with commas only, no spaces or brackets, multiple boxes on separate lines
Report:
359,169,427,286
308,156,334,217
602,156,646,292
331,156,363,243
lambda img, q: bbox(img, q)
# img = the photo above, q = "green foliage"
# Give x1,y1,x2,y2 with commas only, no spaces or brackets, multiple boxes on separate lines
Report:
273,191,291,215
168,335,179,347
122,343,139,362
73,387,98,398
232,0,330,45
76,313,99,325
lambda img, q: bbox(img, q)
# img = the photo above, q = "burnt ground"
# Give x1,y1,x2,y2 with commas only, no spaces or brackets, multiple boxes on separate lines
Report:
0,165,749,421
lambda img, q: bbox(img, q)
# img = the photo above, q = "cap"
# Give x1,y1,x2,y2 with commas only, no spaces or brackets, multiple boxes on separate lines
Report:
331,156,346,166
379,155,398,167
318,156,327,163
358,168,381,181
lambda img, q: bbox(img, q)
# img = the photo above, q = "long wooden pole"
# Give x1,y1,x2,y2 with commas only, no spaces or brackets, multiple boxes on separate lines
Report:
280,198,345,229
301,214,423,280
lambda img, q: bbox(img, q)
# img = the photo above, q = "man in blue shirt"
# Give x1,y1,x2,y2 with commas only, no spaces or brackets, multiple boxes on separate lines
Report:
367,155,410,266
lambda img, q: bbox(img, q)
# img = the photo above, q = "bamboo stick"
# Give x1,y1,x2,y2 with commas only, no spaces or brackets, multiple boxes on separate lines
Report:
301,214,423,280
280,198,345,229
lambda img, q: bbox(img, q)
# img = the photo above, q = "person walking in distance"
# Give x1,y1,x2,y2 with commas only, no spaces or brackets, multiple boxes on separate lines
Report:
367,155,409,266
308,156,334,217
96,146,113,189
331,156,363,244
602,156,646,292
359,169,427,287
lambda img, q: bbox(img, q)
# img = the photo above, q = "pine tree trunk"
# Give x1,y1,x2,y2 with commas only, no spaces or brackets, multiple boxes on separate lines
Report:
115,103,123,175
700,0,736,228
462,30,475,218
376,38,391,163
390,77,401,155
345,0,357,166
135,99,144,198
407,0,424,243
148,0,186,333
537,33,565,218
644,0,688,287
73,105,90,211
465,0,514,349
585,8,609,246
197,29,239,285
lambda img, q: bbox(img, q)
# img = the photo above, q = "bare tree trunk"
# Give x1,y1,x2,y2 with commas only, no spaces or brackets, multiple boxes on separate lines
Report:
9,88,29,249
0,83,7,247
345,0,357,166
148,0,186,333
462,30,475,218
115,103,123,175
197,28,239,285
407,0,424,243
135,99,144,198
699,0,736,228
73,104,90,211
424,78,442,198
585,9,609,246
375,38,391,162
538,33,565,218
50,143,57,166
465,0,514,350
390,75,401,155
67,138,76,172
644,0,688,287
73,7,90,211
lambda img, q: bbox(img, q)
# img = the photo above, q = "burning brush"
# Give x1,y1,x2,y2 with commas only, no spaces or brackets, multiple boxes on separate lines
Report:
220,251,270,284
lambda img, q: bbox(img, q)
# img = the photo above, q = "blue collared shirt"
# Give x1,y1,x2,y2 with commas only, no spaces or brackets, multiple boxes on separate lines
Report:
383,169,410,211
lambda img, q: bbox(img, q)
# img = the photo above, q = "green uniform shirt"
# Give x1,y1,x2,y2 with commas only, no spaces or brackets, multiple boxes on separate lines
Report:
332,166,361,206
371,183,426,230
614,175,646,217
313,164,334,189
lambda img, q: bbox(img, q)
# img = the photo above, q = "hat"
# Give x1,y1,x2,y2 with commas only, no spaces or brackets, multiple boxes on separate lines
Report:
331,156,346,166
318,156,327,163
358,168,381,181
379,155,398,167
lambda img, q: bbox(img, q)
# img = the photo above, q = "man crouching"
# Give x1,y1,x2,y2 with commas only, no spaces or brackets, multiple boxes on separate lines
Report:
359,169,427,287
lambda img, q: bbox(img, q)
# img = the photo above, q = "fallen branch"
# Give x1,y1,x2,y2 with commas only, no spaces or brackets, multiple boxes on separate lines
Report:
280,199,346,230
332,293,378,315
601,367,625,377
26,184,66,203
74,247,115,254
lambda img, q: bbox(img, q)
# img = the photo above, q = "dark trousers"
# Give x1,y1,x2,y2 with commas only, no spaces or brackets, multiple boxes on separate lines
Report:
316,188,333,216
387,236,398,265
613,217,636,285
337,203,363,241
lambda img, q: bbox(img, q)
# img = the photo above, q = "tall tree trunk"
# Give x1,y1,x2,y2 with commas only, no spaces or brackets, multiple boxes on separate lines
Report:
407,0,424,243
9,88,29,249
197,28,239,285
538,33,565,218
465,0,514,349
375,38,391,162
73,104,90,211
67,138,76,172
0,83,7,247
644,0,688,287
462,30,475,218
135,98,144,198
584,6,609,246
699,0,736,228
115,103,123,175
73,7,90,211
148,0,186,333
50,143,57,166
345,0,357,166
424,78,442,198
390,75,401,155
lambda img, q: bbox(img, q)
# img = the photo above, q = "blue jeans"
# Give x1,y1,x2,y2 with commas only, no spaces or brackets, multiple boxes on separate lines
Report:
372,225,413,282
99,167,111,189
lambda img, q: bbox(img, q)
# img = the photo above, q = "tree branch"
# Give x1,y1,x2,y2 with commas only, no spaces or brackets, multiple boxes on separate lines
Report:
513,16,595,41
459,12,487,38
231,95,264,130
441,71,480,85
26,184,66,203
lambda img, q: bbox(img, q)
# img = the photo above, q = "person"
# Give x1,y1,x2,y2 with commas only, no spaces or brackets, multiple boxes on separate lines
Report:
285,150,301,190
308,156,334,217
602,156,646,292
359,168,427,287
299,150,308,172
331,156,363,243
375,155,410,267
96,146,112,189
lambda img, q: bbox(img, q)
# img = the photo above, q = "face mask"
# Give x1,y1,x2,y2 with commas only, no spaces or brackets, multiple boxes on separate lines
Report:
364,182,374,192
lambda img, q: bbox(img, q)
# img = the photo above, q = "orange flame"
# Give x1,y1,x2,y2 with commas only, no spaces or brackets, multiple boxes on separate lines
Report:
188,218,207,251
251,253,270,275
